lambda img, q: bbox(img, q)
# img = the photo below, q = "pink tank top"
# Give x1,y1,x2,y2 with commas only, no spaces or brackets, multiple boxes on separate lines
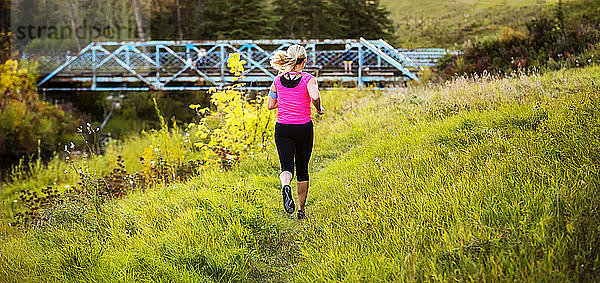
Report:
273,72,313,124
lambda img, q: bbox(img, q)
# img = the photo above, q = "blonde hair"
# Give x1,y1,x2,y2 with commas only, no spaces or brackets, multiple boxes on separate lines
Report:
269,45,307,73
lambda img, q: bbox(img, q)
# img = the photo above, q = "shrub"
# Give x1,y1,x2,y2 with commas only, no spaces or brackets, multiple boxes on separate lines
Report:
498,27,527,44
188,53,275,168
0,59,80,165
438,2,600,79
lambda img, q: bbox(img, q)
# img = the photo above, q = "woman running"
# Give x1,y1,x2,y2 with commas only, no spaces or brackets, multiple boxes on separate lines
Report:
268,45,324,220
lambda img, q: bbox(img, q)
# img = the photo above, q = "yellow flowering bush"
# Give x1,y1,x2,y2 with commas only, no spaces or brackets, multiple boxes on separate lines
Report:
0,59,38,99
189,53,275,168
137,53,273,173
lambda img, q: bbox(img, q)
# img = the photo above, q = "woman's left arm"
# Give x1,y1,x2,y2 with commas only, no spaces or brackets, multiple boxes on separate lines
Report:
308,77,324,115
267,83,278,110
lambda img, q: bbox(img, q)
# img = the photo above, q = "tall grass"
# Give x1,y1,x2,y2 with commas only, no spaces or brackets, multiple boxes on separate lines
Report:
1,66,599,281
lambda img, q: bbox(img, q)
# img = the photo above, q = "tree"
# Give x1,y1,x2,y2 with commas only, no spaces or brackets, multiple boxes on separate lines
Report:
65,0,81,50
273,0,341,39
272,0,394,39
0,0,9,31
134,0,148,41
188,0,273,40
0,31,9,62
336,0,395,39
0,0,9,62
190,0,229,40
151,0,177,40
223,0,273,39
272,0,298,38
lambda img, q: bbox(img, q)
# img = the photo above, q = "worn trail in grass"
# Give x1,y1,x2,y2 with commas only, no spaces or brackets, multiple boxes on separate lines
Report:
1,66,600,281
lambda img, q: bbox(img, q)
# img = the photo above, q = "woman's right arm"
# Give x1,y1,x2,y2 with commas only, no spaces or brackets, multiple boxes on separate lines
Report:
267,83,278,110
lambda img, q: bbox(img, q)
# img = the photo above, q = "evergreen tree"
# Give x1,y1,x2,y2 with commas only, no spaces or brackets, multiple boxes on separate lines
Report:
151,0,197,40
273,0,394,39
336,0,395,39
177,0,197,39
190,0,272,40
222,0,273,39
273,0,301,38
149,0,396,40
151,6,176,40
297,0,342,38
273,0,341,39
191,0,228,40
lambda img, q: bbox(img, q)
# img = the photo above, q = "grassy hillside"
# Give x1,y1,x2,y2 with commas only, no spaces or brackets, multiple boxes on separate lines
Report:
1,65,600,281
380,0,563,47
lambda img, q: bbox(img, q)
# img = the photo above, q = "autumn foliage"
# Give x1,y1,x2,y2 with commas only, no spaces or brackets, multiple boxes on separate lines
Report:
0,59,79,163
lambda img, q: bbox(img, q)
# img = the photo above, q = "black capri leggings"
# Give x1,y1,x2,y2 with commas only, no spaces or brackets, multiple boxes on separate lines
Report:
274,121,314,182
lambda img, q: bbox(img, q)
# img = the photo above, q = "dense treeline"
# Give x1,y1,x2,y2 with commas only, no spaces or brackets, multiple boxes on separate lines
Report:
437,0,600,79
5,0,394,54
151,0,394,40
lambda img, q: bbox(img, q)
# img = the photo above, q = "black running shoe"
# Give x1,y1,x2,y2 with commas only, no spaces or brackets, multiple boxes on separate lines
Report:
297,210,306,220
282,185,295,213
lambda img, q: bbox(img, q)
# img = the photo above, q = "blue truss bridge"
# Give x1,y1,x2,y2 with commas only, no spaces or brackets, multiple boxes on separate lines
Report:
36,38,458,91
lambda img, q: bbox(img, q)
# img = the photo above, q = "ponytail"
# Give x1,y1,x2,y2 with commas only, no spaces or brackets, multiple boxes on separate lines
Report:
270,45,307,74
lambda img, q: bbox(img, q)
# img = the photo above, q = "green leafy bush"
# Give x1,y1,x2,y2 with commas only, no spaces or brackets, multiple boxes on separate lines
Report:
438,2,600,78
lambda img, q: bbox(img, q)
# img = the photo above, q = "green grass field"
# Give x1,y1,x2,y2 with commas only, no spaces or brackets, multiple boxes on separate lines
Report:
1,65,600,281
380,0,567,47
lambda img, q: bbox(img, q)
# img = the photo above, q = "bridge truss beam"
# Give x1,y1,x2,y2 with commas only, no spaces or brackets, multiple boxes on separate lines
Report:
37,38,455,91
